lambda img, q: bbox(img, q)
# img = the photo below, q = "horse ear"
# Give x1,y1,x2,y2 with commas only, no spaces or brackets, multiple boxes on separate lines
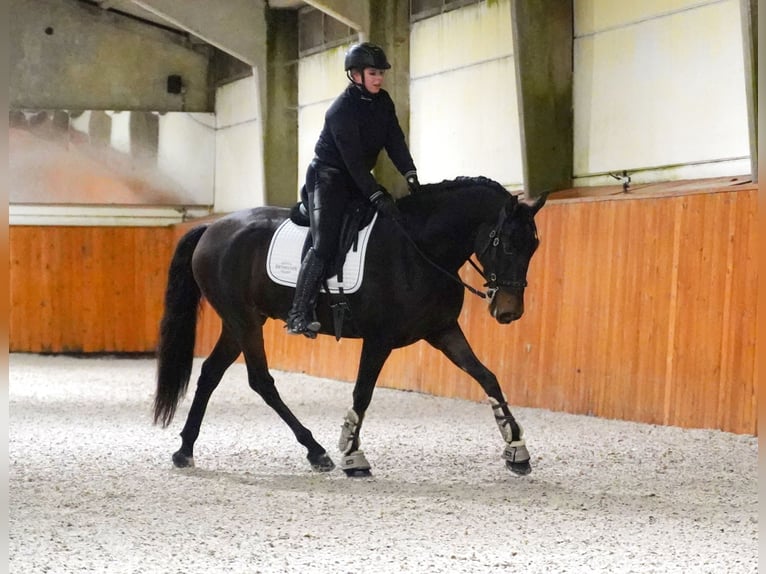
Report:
504,194,520,216
521,192,547,216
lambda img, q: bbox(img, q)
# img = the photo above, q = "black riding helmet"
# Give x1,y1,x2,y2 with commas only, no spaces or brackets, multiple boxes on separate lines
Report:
344,42,391,72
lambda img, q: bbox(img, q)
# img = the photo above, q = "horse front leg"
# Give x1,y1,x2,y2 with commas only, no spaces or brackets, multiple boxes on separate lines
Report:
426,324,531,475
338,339,392,477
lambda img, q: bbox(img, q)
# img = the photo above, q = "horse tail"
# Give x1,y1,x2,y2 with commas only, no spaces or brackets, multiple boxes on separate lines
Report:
153,224,208,428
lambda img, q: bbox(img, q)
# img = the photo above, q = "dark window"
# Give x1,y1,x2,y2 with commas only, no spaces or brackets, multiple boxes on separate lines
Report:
298,7,357,57
411,0,482,23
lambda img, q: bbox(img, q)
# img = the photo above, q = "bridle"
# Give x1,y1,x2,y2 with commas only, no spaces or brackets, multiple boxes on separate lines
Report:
471,205,532,298
394,202,533,302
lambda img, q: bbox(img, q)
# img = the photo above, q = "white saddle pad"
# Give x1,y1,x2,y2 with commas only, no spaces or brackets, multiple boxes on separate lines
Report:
266,213,378,294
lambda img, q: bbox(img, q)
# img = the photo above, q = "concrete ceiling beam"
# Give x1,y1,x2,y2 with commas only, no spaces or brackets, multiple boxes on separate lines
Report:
303,0,369,40
130,0,267,67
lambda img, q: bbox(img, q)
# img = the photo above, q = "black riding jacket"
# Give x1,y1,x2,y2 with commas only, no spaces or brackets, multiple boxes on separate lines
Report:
314,84,417,200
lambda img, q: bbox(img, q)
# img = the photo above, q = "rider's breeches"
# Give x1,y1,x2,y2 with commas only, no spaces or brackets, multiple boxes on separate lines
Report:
305,161,353,263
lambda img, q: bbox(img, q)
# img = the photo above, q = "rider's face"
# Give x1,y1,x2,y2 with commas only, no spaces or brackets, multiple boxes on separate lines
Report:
353,68,386,94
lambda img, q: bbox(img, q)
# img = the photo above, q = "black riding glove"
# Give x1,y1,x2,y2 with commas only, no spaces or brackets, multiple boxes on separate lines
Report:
406,172,420,194
370,188,403,224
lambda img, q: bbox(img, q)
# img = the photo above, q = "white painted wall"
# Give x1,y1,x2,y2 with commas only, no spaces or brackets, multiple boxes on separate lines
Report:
295,0,522,193
16,0,752,227
297,47,352,195
213,73,266,211
105,111,216,204
410,0,523,190
157,113,216,205
573,0,750,185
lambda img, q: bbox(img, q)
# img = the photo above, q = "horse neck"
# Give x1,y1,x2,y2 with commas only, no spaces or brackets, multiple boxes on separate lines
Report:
414,186,505,271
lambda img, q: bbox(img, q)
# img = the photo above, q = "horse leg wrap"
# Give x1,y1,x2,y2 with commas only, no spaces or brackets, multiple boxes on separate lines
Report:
501,440,530,464
338,408,361,455
490,399,530,464
490,400,524,444
340,450,371,472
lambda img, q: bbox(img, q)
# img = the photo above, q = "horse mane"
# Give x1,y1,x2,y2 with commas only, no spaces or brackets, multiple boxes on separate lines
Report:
423,175,509,195
399,175,515,212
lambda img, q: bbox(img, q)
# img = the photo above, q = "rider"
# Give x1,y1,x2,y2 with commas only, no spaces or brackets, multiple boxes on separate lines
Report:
286,41,421,337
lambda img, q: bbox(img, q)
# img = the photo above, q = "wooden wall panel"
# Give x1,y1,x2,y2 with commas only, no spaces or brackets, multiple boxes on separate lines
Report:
196,187,756,435
9,185,757,435
10,226,175,353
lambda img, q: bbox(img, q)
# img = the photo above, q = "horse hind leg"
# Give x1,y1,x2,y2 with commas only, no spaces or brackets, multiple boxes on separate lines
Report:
240,327,334,472
174,328,241,468
338,408,371,477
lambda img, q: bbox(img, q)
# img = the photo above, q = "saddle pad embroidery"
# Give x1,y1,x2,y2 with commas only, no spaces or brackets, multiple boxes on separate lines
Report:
266,213,378,294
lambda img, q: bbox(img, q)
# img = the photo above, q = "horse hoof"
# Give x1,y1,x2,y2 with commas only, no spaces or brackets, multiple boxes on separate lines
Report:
506,460,531,475
343,468,372,478
172,450,195,468
340,450,371,477
308,453,336,472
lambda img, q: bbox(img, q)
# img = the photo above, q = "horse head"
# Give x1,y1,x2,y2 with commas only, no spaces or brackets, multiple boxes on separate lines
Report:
475,193,545,324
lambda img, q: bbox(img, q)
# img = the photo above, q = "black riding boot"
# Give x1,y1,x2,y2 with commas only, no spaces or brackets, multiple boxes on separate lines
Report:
286,248,326,338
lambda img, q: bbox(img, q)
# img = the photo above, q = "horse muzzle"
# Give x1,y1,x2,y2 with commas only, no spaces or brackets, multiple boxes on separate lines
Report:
489,289,524,324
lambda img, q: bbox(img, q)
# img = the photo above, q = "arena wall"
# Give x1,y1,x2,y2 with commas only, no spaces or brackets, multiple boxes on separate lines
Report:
11,181,756,435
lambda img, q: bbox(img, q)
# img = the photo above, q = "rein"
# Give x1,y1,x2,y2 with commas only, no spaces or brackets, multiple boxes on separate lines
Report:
392,219,490,300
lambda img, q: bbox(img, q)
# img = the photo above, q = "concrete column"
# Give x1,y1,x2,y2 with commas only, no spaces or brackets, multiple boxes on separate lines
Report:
128,112,159,164
264,9,300,207
88,111,112,148
369,0,411,198
511,0,573,197
739,0,757,182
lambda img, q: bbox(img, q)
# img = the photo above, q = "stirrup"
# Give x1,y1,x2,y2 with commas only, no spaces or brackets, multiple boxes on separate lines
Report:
285,315,321,338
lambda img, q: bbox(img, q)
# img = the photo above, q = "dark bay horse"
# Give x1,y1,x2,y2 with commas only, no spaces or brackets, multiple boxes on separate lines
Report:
154,176,545,476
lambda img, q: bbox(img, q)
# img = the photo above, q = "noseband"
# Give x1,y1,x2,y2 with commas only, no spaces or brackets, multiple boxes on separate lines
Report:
470,205,531,297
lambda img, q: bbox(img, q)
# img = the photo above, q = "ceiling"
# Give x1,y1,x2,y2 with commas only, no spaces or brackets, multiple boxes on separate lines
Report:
86,0,307,36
